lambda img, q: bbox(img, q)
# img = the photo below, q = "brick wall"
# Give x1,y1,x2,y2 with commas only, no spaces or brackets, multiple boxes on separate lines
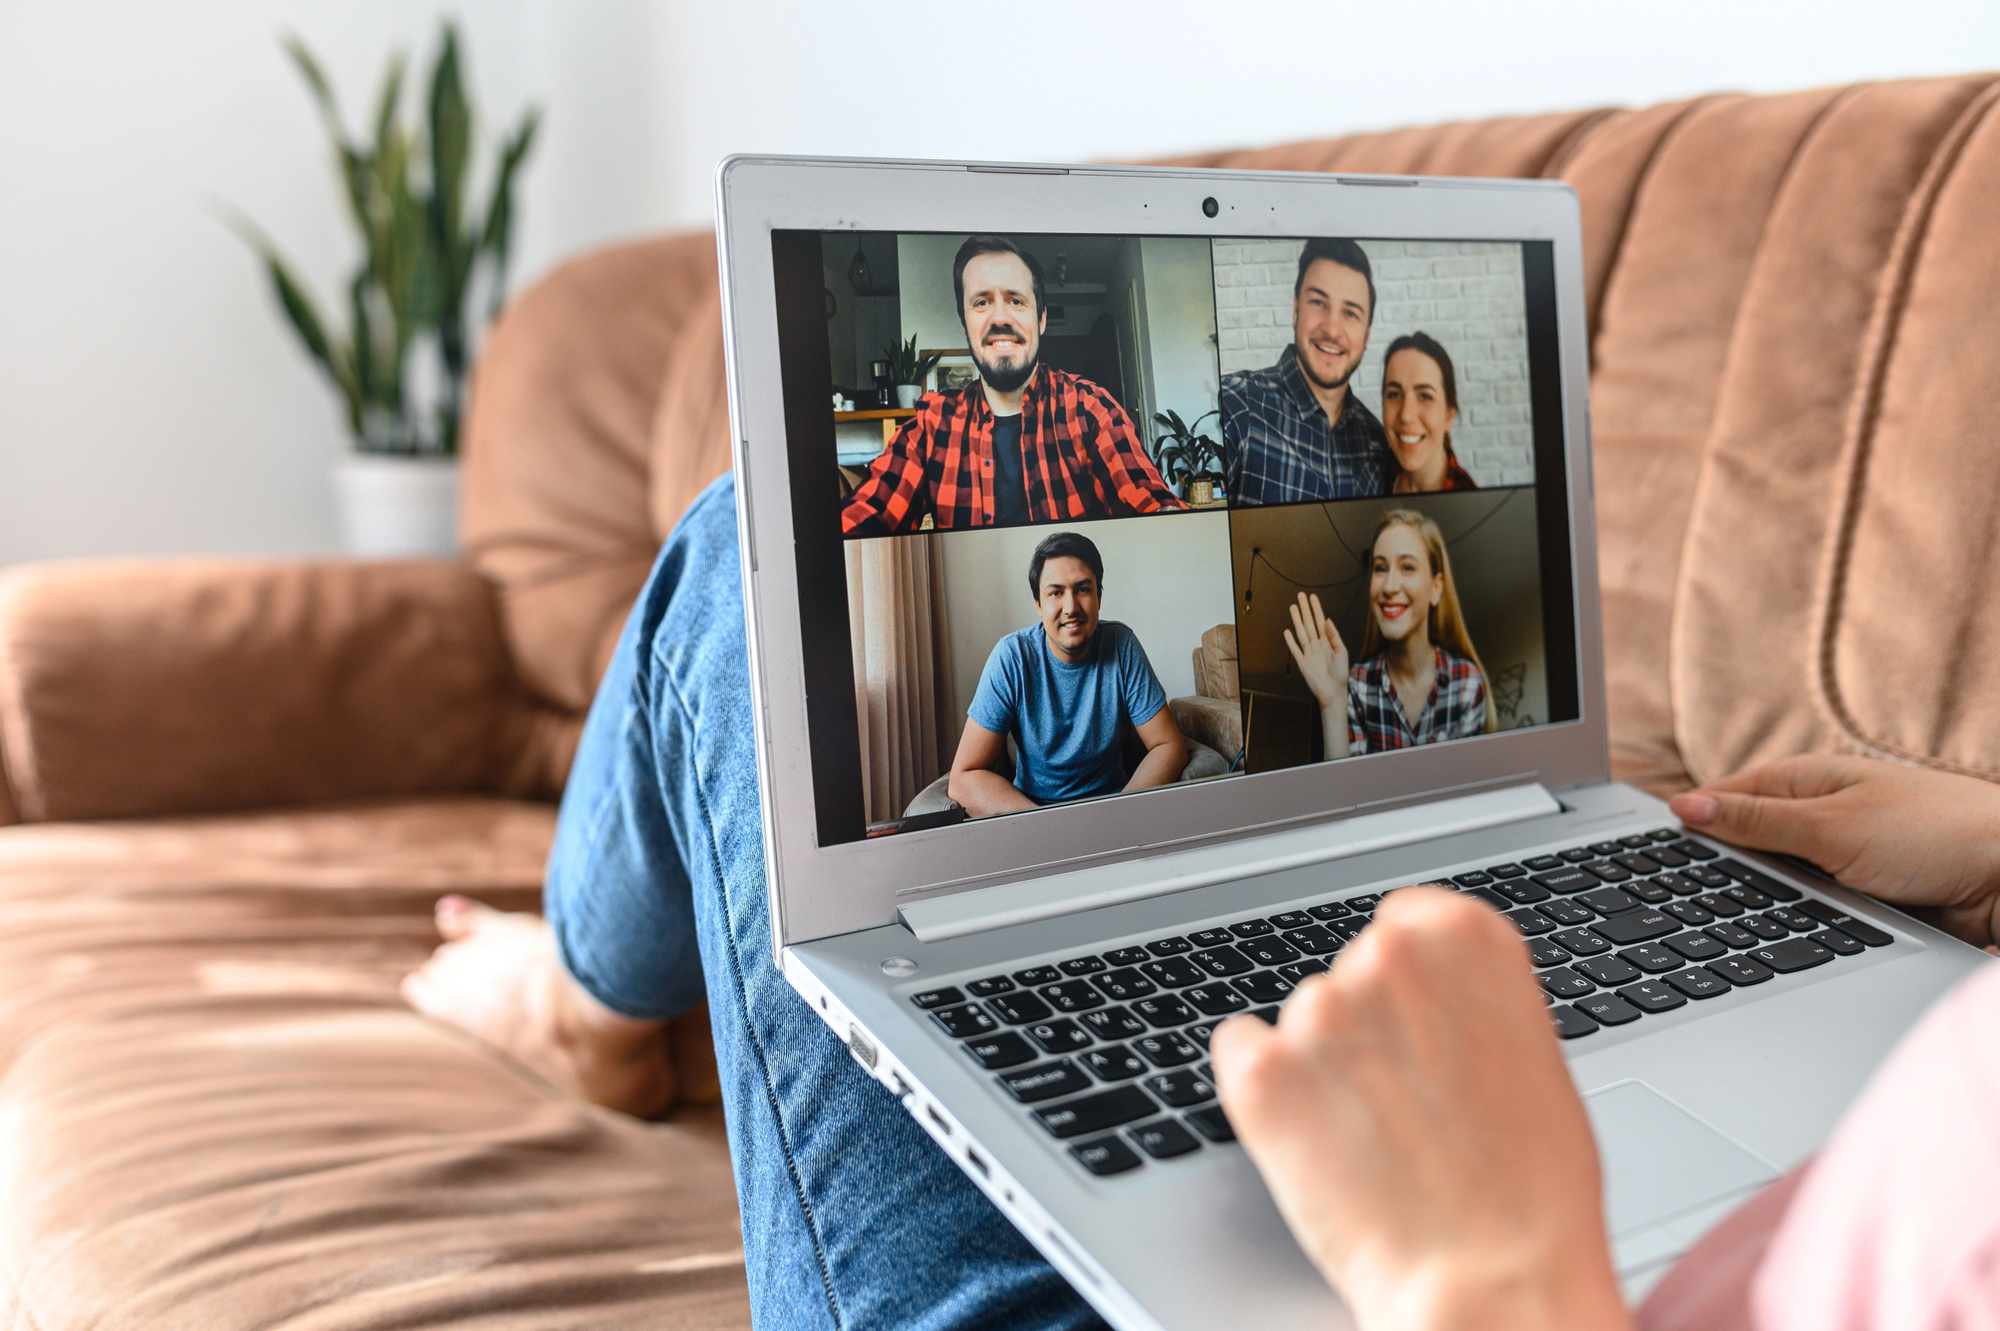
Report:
1211,240,1535,488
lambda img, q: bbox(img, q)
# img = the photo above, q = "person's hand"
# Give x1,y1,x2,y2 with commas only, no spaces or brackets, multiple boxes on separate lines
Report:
1284,591,1349,708
1210,888,1630,1331
1669,755,2000,948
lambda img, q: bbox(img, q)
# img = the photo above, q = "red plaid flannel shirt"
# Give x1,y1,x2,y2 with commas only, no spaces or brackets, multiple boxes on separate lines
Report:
841,366,1184,536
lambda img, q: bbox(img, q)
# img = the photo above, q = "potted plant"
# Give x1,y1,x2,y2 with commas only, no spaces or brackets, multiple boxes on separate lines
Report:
230,24,538,556
884,334,944,409
1150,409,1225,504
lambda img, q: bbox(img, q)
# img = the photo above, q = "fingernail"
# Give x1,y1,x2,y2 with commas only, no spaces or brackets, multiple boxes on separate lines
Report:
1670,793,1717,824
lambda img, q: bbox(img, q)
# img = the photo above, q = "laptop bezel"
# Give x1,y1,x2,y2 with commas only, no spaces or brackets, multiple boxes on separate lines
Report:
714,155,1610,949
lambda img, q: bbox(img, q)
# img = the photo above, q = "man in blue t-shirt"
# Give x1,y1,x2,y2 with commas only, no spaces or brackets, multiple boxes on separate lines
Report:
947,531,1189,816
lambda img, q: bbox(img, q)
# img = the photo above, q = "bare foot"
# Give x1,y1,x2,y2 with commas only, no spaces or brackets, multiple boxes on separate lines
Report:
402,896,706,1118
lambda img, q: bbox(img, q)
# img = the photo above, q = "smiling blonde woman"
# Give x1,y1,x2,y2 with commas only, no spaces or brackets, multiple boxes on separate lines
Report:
1283,508,1494,758
1381,332,1477,493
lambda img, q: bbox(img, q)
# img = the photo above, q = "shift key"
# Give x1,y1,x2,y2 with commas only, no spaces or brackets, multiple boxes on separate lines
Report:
1590,911,1680,945
1031,1085,1157,1139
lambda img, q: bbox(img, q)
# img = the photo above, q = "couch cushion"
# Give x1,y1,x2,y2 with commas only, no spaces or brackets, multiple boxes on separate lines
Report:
0,798,749,1330
1671,77,1998,785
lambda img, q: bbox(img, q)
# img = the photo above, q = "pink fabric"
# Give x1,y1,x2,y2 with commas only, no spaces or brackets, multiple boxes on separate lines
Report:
1748,958,2000,1330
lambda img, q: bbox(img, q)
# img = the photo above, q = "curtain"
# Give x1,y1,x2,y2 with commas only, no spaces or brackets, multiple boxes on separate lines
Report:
846,535,958,826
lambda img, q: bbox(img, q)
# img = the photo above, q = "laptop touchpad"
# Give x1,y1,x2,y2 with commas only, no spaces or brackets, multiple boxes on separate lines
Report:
1584,1081,1779,1278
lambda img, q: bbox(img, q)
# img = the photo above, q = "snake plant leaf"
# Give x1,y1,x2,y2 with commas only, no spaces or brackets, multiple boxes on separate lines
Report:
370,52,407,166
265,246,361,431
479,108,540,319
427,26,471,255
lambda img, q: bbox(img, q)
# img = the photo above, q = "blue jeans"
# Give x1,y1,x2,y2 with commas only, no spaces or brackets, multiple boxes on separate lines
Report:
545,474,1103,1331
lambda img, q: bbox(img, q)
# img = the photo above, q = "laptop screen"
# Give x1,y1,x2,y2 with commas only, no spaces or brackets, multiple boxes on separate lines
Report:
769,229,1579,847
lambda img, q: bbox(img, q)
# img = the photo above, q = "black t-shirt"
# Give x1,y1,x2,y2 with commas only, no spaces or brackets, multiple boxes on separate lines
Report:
991,413,1029,526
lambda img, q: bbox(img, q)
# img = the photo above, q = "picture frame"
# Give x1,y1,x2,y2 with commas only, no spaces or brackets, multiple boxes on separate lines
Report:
926,351,978,394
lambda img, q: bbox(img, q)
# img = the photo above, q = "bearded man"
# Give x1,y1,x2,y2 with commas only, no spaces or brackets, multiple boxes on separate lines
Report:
840,235,1183,535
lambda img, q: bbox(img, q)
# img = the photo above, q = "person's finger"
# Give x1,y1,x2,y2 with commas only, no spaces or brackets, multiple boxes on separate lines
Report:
1668,786,1829,861
1309,592,1329,638
1283,627,1308,672
434,894,487,941
1289,597,1311,641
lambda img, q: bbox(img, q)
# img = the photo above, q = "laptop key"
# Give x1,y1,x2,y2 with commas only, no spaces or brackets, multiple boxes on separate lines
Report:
1506,908,1557,937
1574,956,1642,987
1186,1105,1236,1142
1239,937,1302,967
1060,956,1108,976
1591,912,1680,946
1551,927,1612,957
1465,887,1512,911
1693,892,1744,918
1452,870,1495,888
1588,840,1624,857
1282,925,1343,956
1183,1022,1215,1050
1647,828,1683,842
1617,980,1687,1014
1663,967,1732,999
1183,983,1250,1016
1737,914,1787,941
931,1004,999,1039
1619,944,1683,974
1581,861,1634,883
1618,834,1655,850
999,1060,1093,1103
1670,839,1718,861
1229,919,1277,938
1523,855,1567,872
1808,927,1865,957
1033,1086,1157,1138
1611,852,1663,875
1624,878,1673,905
1093,969,1158,1001
1530,868,1600,895
1764,907,1816,932
910,987,964,1010
1190,945,1256,978
1487,862,1529,878
988,992,1055,1025
1663,900,1714,926
1129,1118,1202,1159
1134,1032,1201,1068
1538,966,1594,999
1537,899,1595,927
1746,938,1834,973
1798,900,1894,947
1713,859,1803,902
1652,873,1706,897
1559,847,1596,863
1139,957,1206,989
1326,917,1371,942
1250,1006,1281,1025
1551,1005,1600,1038
1278,959,1329,985
1643,846,1690,868
1704,923,1758,950
966,976,1015,997
1575,993,1643,1026
1081,1044,1149,1081
1494,880,1555,905
1189,928,1234,947
1144,1068,1218,1108
1069,1135,1143,1175
1234,972,1295,1005
1132,996,1197,1028
1080,1006,1147,1039
1711,954,1776,985
1683,866,1732,889
1579,887,1641,916
963,1032,1037,1069
1527,937,1573,967
1722,884,1774,911
1013,966,1061,986
1025,1019,1094,1054
1346,894,1384,913
1145,937,1193,956
1102,947,1151,967
1038,981,1106,1013
1268,911,1313,930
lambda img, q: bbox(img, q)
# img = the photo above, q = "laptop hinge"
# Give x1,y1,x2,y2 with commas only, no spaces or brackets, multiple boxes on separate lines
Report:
898,782,1561,943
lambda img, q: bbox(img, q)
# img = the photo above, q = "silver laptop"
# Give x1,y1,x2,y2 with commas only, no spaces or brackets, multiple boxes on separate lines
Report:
713,155,1987,1328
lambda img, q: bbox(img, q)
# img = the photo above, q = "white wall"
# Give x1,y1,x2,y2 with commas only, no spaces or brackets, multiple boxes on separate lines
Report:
938,512,1236,720
4,0,1995,565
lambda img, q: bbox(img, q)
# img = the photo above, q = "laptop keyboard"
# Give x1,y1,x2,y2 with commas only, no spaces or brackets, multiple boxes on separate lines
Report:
906,829,1895,1178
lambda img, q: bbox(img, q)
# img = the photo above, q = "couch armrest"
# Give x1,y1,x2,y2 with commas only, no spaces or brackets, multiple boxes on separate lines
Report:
0,558,567,823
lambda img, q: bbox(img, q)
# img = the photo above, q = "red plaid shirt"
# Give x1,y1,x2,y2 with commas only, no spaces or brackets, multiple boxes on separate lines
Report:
841,366,1184,536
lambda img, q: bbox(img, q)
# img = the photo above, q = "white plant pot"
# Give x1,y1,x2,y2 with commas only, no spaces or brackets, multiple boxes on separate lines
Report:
895,383,922,409
332,454,460,558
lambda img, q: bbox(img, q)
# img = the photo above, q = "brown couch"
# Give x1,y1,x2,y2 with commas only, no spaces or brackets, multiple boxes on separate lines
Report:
3,75,1998,1326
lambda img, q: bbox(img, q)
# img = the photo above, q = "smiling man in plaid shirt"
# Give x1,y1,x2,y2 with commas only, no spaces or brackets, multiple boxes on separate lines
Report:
841,236,1184,536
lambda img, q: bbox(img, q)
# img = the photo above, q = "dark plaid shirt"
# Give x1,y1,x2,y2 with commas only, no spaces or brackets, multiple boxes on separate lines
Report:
1221,345,1392,504
1347,648,1488,754
841,366,1183,536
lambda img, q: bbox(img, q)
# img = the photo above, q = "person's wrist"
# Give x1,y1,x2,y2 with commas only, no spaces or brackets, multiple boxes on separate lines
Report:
1341,1241,1630,1331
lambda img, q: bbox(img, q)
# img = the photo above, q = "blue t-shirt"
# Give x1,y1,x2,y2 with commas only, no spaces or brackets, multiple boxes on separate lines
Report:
966,620,1168,804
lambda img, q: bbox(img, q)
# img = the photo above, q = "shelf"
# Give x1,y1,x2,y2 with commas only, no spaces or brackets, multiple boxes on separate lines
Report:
834,409,919,422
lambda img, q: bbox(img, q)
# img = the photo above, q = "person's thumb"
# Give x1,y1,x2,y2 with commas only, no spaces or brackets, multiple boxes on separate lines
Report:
1669,788,1820,860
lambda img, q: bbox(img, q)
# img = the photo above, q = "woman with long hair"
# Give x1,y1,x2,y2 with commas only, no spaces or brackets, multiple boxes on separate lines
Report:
1382,332,1477,493
1284,508,1494,758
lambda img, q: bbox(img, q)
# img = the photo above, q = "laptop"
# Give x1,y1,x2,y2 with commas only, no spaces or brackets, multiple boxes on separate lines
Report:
712,155,1988,1327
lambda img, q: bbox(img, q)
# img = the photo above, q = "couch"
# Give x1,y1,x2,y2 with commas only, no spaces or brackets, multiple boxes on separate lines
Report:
3,74,1997,1327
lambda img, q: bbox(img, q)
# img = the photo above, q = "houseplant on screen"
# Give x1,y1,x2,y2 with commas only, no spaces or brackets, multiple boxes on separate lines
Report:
1150,409,1224,504
885,335,943,409
233,24,538,556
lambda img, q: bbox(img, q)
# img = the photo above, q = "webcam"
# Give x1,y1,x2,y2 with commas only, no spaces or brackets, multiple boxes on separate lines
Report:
1201,196,1219,218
